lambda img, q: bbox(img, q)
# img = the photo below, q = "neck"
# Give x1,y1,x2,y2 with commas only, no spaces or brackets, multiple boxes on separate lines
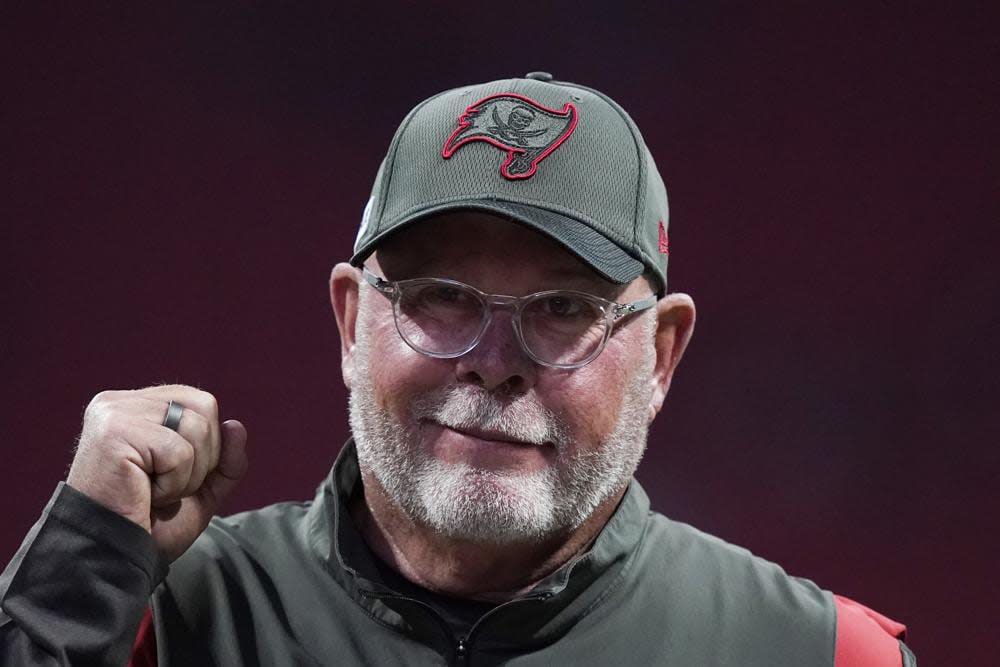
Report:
349,469,625,602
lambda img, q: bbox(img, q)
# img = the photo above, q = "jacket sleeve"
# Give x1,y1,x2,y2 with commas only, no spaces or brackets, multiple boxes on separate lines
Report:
834,594,917,666
0,482,168,666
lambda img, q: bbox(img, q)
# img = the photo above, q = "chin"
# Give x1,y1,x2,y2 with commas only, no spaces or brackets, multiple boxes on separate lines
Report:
412,463,566,544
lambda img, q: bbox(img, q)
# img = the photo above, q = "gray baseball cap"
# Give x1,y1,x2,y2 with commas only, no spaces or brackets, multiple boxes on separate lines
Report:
350,72,671,295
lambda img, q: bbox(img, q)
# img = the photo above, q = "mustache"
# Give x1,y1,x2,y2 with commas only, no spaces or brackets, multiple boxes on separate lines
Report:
409,385,570,447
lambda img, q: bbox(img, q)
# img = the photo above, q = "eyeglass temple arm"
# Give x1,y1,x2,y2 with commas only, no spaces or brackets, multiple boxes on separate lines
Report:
613,294,658,320
362,267,394,295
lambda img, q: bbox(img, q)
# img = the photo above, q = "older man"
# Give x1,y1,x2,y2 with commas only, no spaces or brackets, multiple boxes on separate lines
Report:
1,73,915,665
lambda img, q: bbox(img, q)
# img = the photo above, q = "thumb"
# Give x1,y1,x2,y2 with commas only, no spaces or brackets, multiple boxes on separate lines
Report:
198,419,249,512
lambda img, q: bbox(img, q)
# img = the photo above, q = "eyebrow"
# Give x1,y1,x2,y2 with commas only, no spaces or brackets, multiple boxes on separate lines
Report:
539,267,622,297
395,270,622,301
376,251,625,297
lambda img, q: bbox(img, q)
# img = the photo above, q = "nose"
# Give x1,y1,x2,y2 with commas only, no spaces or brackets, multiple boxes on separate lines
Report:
454,311,537,394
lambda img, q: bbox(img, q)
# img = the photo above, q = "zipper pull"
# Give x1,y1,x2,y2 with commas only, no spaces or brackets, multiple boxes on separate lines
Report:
455,637,467,660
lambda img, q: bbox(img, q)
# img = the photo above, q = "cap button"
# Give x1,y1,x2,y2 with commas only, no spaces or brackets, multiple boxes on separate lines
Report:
524,71,554,82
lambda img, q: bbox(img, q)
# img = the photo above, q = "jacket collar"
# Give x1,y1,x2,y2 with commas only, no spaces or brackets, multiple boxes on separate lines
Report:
306,439,651,648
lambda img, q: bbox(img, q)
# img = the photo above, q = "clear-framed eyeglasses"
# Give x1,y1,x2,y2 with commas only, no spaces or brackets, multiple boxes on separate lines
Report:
362,267,657,370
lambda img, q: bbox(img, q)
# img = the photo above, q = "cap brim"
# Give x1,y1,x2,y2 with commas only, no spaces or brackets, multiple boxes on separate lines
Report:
350,199,644,285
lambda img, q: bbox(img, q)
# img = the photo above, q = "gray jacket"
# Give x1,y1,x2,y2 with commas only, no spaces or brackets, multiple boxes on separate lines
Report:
1,441,915,665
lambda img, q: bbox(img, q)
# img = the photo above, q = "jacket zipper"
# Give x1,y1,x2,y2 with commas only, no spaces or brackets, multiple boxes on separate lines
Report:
359,591,457,656
452,591,553,665
362,589,553,665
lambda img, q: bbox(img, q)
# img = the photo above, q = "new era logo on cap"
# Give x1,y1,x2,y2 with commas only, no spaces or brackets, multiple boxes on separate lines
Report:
441,93,578,180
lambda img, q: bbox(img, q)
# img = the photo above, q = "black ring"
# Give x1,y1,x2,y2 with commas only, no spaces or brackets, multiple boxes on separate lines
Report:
162,400,184,432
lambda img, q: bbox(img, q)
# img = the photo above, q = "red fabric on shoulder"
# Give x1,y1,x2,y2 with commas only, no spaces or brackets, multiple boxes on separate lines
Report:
128,607,157,667
834,594,907,667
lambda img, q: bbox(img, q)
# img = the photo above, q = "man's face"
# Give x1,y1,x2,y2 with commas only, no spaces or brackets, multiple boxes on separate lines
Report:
348,211,658,544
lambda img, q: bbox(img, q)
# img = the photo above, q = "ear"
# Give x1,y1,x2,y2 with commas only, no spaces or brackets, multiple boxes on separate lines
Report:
647,293,696,423
330,263,362,390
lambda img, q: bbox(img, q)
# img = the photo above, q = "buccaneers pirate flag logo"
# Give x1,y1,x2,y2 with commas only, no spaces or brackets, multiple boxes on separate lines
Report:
442,93,578,180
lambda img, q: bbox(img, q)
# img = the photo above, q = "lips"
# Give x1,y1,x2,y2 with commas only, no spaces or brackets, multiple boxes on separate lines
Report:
422,419,556,471
432,420,540,447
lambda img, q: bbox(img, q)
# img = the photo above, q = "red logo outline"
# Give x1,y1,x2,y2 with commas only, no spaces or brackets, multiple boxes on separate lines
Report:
441,93,578,180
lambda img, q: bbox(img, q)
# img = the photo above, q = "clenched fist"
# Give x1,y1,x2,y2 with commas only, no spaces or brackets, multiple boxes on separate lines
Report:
66,385,248,563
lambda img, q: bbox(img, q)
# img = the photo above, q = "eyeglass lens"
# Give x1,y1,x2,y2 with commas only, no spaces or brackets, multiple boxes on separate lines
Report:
394,281,609,366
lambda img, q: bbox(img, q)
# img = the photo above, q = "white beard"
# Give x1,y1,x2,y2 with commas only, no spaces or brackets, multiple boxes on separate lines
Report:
349,301,656,545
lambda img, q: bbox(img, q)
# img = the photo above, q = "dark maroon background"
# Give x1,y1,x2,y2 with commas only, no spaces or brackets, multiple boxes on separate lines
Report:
3,4,997,663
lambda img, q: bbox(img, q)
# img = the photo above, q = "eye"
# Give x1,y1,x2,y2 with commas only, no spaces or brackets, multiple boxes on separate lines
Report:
538,294,586,317
423,285,468,305
402,283,480,315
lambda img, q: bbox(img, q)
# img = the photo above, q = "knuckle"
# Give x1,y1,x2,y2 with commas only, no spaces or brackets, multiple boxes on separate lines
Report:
181,433,197,460
86,390,116,414
189,411,212,443
163,429,195,463
197,391,220,421
84,399,120,438
89,390,110,406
